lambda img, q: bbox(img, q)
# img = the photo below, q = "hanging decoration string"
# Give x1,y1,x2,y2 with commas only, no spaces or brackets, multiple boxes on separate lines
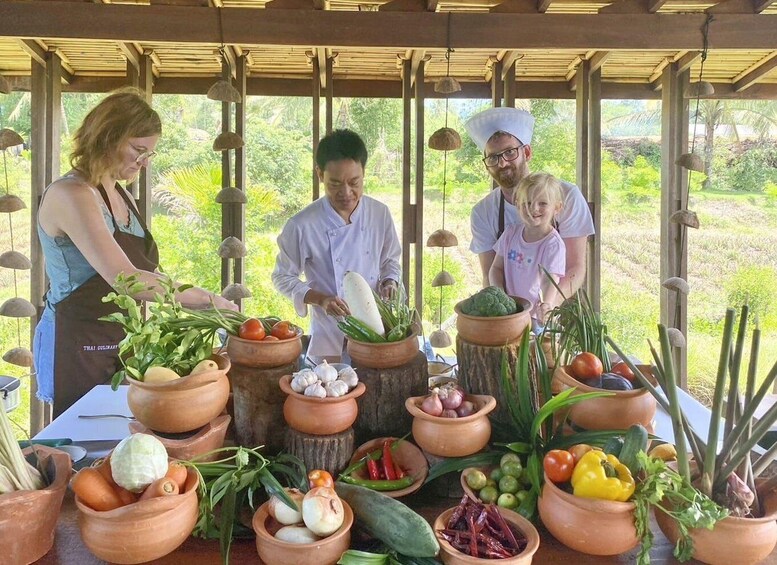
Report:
438,15,454,332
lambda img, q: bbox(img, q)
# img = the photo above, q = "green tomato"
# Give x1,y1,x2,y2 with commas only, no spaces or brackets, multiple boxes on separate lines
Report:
465,470,488,491
501,460,523,479
500,453,522,469
485,479,497,489
497,492,519,509
479,485,499,504
498,475,520,494
514,490,529,505
490,467,504,483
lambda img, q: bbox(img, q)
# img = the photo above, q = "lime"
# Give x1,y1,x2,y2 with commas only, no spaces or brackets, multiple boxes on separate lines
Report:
514,490,529,505
497,492,519,509
490,467,504,483
501,460,523,479
498,475,519,494
485,479,497,489
479,485,499,504
465,470,488,491
500,453,522,470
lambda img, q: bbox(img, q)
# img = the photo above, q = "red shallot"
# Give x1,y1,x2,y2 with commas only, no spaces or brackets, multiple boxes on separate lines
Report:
442,409,459,418
455,400,476,417
439,384,465,410
421,389,444,416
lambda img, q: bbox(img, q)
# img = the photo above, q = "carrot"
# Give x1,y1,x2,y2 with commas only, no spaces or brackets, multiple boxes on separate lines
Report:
183,468,198,494
70,468,124,512
165,461,188,492
139,477,179,501
114,485,138,506
92,453,117,488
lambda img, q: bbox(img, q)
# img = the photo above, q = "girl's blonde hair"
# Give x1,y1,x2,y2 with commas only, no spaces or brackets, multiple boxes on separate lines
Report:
514,172,563,223
70,88,161,186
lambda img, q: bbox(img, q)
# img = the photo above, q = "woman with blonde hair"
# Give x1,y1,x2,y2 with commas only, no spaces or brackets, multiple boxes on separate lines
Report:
33,88,236,416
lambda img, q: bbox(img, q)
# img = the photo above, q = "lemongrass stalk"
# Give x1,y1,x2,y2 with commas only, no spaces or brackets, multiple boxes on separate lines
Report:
724,305,748,441
717,399,777,491
739,319,760,481
658,324,691,482
752,440,777,477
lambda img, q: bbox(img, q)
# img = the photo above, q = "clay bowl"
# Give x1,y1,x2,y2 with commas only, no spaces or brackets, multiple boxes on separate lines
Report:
551,363,657,430
279,374,366,435
127,353,231,433
347,331,420,369
434,505,540,564
405,394,496,457
348,437,428,498
226,328,303,368
253,499,353,565
460,467,496,501
128,414,231,462
537,473,638,556
0,446,71,565
454,296,532,347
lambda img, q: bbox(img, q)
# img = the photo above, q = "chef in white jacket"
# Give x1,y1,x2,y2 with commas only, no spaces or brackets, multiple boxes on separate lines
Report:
272,129,402,363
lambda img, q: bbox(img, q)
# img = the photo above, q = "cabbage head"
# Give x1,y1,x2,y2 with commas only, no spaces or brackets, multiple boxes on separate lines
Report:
110,433,168,492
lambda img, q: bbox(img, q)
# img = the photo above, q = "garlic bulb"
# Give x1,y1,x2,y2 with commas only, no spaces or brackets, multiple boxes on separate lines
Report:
304,382,327,398
324,380,349,398
291,368,318,393
314,361,338,384
337,366,358,389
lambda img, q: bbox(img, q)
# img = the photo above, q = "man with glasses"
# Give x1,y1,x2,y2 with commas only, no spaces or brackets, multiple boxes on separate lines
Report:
465,107,594,303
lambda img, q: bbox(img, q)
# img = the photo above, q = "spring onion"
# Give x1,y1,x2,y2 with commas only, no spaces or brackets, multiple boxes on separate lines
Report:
0,405,44,493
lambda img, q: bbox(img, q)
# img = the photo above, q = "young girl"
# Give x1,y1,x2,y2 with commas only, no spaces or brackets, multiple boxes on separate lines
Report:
489,172,566,330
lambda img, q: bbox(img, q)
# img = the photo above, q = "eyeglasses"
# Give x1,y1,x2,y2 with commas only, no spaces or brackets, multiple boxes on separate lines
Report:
482,145,524,168
130,144,158,164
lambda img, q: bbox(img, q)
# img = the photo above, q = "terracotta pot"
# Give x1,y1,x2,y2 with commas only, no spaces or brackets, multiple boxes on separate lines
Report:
127,353,231,433
0,446,71,565
434,505,540,564
538,473,638,555
252,499,353,565
654,483,777,565
279,374,366,435
454,296,532,347
347,331,420,369
128,413,231,462
551,364,657,430
348,437,428,498
405,394,496,457
226,329,303,368
75,468,200,564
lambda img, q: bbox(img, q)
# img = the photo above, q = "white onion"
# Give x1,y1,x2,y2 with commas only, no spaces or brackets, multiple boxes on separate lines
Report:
274,525,321,544
302,487,345,537
268,488,304,525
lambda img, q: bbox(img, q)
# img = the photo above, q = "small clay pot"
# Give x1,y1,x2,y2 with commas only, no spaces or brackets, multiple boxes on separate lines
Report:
253,499,353,565
128,414,231,462
454,297,532,346
0,446,71,565
226,329,303,368
405,394,496,457
537,473,638,556
279,374,366,435
127,354,231,433
434,505,540,564
347,331,420,369
551,364,657,430
348,437,428,498
75,469,200,564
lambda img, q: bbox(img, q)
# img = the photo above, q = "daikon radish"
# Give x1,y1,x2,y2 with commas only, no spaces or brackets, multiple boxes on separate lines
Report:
342,271,385,337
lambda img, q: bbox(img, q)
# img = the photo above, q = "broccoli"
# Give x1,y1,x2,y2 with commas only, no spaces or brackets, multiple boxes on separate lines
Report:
459,286,518,317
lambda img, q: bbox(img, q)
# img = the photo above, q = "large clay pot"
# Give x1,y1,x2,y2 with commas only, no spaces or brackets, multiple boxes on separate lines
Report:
75,469,200,564
253,499,353,565
227,329,303,368
0,446,71,565
348,437,428,498
128,413,231,462
127,353,231,433
347,331,420,369
538,473,638,556
279,374,366,435
552,364,657,430
454,296,532,347
434,505,540,564
405,394,496,457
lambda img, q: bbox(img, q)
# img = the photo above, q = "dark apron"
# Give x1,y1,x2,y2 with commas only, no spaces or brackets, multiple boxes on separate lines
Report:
52,183,159,417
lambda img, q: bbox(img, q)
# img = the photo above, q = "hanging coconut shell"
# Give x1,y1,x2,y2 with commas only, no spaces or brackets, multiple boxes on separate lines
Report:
0,74,11,95
670,210,700,229
0,194,26,213
215,186,247,204
213,132,244,151
207,79,242,103
0,250,32,270
428,127,462,151
666,327,686,348
429,329,452,348
426,229,458,248
675,153,704,173
434,76,462,94
684,81,715,98
0,297,37,318
3,347,33,368
221,283,252,301
0,128,24,151
218,236,247,258
662,276,690,295
432,271,455,287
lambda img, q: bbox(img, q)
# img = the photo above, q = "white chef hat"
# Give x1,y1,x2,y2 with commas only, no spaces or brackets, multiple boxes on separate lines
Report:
464,107,535,152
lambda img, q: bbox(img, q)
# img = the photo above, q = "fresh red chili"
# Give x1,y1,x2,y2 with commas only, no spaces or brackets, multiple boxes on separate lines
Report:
382,439,397,481
366,458,380,480
394,461,405,479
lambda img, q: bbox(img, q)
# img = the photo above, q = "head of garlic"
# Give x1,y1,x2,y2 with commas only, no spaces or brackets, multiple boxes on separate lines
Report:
324,380,349,398
304,382,327,398
291,368,319,393
337,366,359,389
314,360,338,383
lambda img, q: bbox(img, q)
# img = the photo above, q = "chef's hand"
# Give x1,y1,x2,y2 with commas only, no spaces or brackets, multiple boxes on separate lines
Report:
213,294,240,312
320,295,351,317
380,279,398,300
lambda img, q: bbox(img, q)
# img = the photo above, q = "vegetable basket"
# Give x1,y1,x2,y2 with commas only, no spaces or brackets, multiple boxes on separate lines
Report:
454,296,532,347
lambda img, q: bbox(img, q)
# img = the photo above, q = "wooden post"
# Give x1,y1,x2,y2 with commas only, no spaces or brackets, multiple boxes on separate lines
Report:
137,52,154,223
233,54,247,310
220,57,233,293
503,59,516,108
401,58,412,295
325,54,333,134
587,66,602,311
312,55,321,201
413,59,425,315
285,427,354,477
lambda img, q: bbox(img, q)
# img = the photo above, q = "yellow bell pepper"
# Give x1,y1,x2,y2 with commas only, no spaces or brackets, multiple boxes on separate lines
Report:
571,450,635,502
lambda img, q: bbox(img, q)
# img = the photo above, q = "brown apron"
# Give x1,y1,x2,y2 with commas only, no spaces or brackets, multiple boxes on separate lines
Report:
52,183,159,417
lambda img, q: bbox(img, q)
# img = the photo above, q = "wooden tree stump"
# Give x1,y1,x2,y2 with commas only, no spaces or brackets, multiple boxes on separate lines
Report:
285,427,355,476
423,451,465,499
456,335,524,428
229,361,297,454
353,351,428,444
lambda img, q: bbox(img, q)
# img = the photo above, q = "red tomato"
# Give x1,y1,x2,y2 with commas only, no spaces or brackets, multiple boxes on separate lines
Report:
611,362,636,382
238,318,265,341
570,352,604,381
543,450,575,484
271,321,298,340
262,335,280,341
568,444,594,465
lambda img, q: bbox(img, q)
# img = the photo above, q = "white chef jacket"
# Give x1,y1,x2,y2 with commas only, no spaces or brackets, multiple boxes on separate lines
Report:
272,195,402,360
470,180,594,254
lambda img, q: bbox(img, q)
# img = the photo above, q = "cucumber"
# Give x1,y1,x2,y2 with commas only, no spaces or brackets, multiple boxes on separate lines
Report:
603,436,624,457
335,483,439,558
619,424,649,475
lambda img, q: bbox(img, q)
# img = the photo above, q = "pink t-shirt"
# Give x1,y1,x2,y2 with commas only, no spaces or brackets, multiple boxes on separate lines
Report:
494,224,566,313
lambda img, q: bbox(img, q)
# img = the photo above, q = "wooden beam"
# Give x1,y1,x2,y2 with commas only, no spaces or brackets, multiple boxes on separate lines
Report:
426,0,439,11
648,0,667,12
675,51,701,74
315,47,327,89
264,0,315,9
537,0,553,13
312,0,328,9
706,0,756,13
19,39,46,66
404,50,427,88
599,0,649,14
380,0,428,11
2,3,776,50
118,42,142,73
491,0,542,13
499,50,522,81
733,52,777,91
588,51,610,74
754,0,774,11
